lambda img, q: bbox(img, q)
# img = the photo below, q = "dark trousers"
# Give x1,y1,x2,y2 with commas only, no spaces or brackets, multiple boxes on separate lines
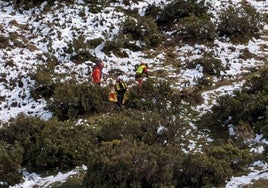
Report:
116,91,125,107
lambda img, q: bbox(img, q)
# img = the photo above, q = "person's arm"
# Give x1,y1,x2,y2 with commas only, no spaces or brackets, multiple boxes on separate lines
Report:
115,83,119,92
144,67,149,77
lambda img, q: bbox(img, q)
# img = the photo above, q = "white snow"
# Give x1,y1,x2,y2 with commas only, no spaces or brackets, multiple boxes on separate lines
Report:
0,0,267,187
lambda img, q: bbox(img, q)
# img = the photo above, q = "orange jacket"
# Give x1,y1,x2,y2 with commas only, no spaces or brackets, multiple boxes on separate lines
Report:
92,66,102,84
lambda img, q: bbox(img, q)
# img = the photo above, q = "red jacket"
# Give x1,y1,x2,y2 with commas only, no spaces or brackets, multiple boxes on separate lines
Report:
92,66,102,84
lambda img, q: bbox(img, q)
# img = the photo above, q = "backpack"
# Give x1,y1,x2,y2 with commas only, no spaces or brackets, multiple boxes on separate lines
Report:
116,81,127,92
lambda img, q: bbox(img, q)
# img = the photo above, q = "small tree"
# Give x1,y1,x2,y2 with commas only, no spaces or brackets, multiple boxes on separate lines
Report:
0,114,95,170
179,143,253,187
217,4,263,43
84,139,183,187
156,0,208,29
118,16,163,50
48,79,111,120
175,13,216,43
0,141,23,187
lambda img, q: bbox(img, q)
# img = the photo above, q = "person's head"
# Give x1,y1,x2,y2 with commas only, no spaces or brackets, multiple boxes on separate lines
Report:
97,60,104,68
116,76,123,82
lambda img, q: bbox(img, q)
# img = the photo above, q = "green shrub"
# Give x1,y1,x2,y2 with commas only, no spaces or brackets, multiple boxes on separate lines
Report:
30,60,57,99
121,0,139,6
48,79,112,120
59,169,85,188
0,114,46,168
244,68,268,93
102,38,125,57
88,1,106,13
262,122,268,138
32,119,93,169
156,0,208,29
96,111,145,142
127,78,181,114
187,56,224,77
206,143,253,171
88,37,103,48
69,35,97,64
179,143,252,187
0,113,45,146
118,16,163,50
83,139,183,187
0,114,95,171
0,35,10,48
174,13,216,43
145,3,162,20
0,141,23,187
96,110,180,145
199,91,252,136
11,0,75,10
198,68,268,140
217,4,263,43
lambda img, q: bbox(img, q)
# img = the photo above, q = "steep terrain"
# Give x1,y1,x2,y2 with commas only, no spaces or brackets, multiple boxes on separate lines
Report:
0,0,267,187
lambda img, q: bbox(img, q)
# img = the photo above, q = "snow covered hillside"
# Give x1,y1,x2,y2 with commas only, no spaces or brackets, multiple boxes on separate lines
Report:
0,0,267,122
0,0,267,187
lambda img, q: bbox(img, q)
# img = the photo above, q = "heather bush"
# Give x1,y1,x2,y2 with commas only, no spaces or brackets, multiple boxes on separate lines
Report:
0,113,45,147
96,110,181,145
0,115,44,168
0,141,23,187
198,68,268,140
178,143,252,187
127,78,203,112
48,79,112,120
187,56,224,77
82,105,187,187
145,3,162,20
83,139,183,187
199,91,252,138
84,118,253,188
30,60,57,99
126,78,183,115
174,13,216,43
0,114,95,170
32,119,93,169
88,0,106,13
262,122,268,138
12,0,75,9
118,16,163,50
69,35,97,64
88,37,103,48
217,4,263,43
156,0,208,30
244,68,268,93
0,35,10,48
102,38,125,56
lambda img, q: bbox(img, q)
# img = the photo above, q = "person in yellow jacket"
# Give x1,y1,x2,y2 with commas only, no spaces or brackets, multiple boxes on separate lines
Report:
135,62,149,85
114,78,128,107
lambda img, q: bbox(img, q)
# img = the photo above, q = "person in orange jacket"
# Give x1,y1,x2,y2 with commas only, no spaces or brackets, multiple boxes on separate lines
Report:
91,60,104,85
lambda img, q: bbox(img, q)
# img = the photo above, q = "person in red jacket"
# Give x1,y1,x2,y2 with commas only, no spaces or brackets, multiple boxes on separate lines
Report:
91,60,104,85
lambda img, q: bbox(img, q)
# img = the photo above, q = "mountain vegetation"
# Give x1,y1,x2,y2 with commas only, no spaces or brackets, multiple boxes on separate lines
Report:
0,0,267,187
